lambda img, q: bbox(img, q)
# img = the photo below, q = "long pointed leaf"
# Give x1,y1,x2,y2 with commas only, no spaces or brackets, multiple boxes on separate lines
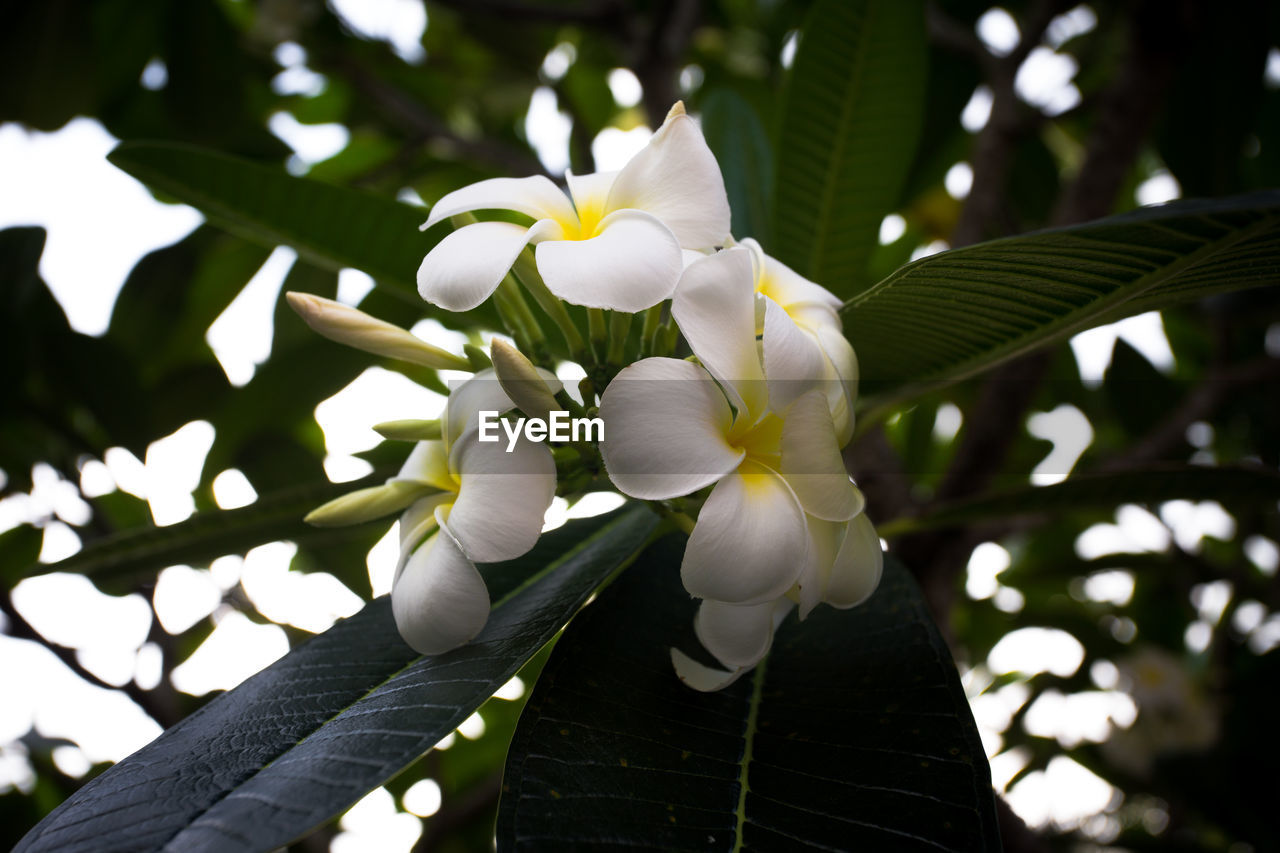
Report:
499,535,998,851
17,505,658,853
844,191,1280,400
107,141,495,328
773,0,926,297
701,89,773,246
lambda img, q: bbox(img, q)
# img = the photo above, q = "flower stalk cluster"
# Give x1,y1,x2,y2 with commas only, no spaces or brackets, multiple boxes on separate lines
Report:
296,102,880,689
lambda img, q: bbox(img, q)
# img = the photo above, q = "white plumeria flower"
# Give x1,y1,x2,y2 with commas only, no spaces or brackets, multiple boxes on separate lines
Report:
417,102,730,313
598,248,880,685
739,237,860,446
390,368,558,655
671,512,883,691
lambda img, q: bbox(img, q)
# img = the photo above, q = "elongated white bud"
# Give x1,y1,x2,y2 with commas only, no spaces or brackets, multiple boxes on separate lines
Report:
373,419,443,442
304,480,435,527
286,292,471,371
489,338,558,422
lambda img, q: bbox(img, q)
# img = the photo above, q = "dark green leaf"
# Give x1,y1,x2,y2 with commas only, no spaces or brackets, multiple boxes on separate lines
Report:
0,525,43,588
1156,1,1271,197
701,88,773,246
499,535,998,852
16,505,658,853
892,464,1280,534
773,0,926,297
106,141,495,328
845,191,1280,401
1102,339,1182,440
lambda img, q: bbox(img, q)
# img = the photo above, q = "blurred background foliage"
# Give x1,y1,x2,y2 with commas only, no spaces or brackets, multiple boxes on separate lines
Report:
1,0,1278,850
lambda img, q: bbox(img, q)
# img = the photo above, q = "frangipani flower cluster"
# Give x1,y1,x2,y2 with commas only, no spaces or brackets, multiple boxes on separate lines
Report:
297,102,879,691
599,248,880,690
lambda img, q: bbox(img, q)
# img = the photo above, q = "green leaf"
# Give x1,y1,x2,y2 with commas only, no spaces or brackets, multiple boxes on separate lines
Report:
845,191,1280,402
1102,339,1182,440
16,505,659,853
499,535,998,851
106,141,494,327
701,89,773,246
24,472,392,583
1156,1,1271,197
772,0,926,298
887,464,1280,535
0,525,43,588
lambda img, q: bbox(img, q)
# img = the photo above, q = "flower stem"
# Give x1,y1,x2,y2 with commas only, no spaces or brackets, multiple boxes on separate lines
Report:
640,301,664,356
496,275,549,363
587,308,607,362
463,343,492,370
606,310,632,364
652,503,696,535
651,312,681,358
491,286,534,355
511,250,587,362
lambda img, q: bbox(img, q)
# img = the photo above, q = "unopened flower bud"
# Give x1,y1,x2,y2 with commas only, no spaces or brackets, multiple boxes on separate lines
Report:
489,338,558,422
286,292,471,372
373,419,443,442
304,480,435,527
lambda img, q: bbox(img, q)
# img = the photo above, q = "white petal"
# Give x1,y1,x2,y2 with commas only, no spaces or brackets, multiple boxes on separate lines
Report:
780,390,862,522
762,297,828,415
393,440,454,492
788,302,843,337
418,221,543,312
670,648,749,692
444,367,563,453
395,493,454,581
796,516,836,618
392,513,491,655
741,238,842,313
825,512,883,609
606,113,730,248
671,248,766,419
443,369,511,449
422,175,576,231
446,431,556,563
681,248,714,268
694,599,779,670
598,358,742,500
816,324,859,447
681,462,808,604
535,210,682,311
564,169,618,233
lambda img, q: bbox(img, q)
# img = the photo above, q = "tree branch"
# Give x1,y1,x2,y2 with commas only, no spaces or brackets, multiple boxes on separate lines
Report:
951,0,1073,247
632,0,702,128
1100,356,1280,472
0,591,181,730
319,55,549,178
427,0,627,26
896,0,1192,628
1050,0,1189,225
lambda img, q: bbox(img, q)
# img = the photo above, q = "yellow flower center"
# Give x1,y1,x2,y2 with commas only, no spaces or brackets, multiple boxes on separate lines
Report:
728,413,782,470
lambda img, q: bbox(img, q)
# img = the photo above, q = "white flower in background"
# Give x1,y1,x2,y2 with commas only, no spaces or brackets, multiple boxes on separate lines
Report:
388,368,559,655
417,102,730,313
739,238,860,446
671,511,882,691
598,248,881,688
